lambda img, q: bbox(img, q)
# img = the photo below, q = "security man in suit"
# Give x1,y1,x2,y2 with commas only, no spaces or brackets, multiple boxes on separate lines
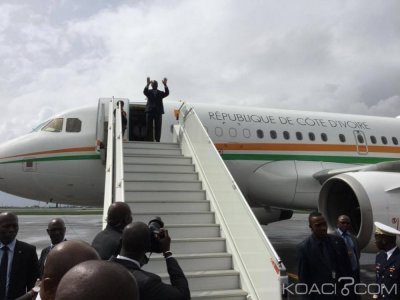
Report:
335,215,360,282
110,222,190,300
38,218,66,278
0,212,39,300
374,221,400,300
143,77,169,142
92,202,132,260
297,211,352,299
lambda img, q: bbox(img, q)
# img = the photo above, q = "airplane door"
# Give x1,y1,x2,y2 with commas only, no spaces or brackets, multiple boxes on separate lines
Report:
129,104,147,141
353,130,368,155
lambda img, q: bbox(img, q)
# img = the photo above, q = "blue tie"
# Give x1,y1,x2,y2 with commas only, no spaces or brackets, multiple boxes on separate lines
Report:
343,232,358,271
0,246,9,300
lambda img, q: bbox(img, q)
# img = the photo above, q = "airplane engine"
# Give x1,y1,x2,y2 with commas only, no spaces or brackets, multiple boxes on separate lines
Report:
318,171,400,252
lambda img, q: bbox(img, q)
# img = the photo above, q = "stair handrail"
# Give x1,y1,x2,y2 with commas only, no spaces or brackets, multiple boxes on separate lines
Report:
114,100,125,203
175,103,288,299
103,98,115,228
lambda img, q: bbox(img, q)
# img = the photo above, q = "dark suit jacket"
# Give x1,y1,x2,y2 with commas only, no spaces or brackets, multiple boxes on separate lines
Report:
38,245,51,279
110,256,190,300
334,230,360,270
143,87,169,115
334,230,360,259
91,225,122,260
297,234,352,299
7,240,39,299
376,247,400,300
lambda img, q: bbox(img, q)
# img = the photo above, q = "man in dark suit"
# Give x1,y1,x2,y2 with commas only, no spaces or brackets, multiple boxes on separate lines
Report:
92,202,132,260
143,77,169,142
38,218,66,278
0,212,39,300
110,222,190,300
297,211,352,299
374,221,400,300
334,215,360,282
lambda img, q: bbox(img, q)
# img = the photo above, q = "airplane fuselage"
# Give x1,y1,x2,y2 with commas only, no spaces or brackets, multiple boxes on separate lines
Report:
0,100,399,212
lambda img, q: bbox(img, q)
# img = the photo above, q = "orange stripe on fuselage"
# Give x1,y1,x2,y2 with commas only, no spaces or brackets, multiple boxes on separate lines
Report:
215,143,400,154
0,146,96,160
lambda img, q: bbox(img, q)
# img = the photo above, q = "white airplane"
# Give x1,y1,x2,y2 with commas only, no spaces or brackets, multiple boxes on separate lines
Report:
0,99,399,251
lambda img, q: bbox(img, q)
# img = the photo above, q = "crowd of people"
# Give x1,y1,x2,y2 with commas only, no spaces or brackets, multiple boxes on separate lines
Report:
0,202,190,300
2,203,400,299
298,211,400,299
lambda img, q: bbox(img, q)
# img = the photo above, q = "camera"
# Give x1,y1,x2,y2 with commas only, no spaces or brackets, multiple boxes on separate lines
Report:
147,216,164,253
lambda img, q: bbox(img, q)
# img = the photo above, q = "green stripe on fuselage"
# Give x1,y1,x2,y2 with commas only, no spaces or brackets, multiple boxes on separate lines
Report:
0,154,101,164
221,153,400,164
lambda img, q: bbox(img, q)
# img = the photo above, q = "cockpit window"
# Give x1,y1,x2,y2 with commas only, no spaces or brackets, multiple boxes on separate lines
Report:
42,118,63,132
66,118,82,132
32,121,50,132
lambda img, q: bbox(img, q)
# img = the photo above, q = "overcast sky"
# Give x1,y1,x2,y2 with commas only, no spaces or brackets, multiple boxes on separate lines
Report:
0,0,399,205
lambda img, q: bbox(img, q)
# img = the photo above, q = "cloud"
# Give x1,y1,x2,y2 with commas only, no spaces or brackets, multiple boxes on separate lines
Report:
0,0,399,143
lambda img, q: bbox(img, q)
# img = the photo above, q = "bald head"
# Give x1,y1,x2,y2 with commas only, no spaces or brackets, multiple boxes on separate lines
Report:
47,218,66,245
0,212,19,245
107,202,132,230
122,222,150,254
41,240,100,300
55,261,139,300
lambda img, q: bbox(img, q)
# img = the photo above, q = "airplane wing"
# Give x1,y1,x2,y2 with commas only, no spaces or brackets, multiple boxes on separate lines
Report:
313,160,400,184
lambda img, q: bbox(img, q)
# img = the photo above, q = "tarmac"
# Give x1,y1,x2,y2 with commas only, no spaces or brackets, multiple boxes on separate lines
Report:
17,213,376,299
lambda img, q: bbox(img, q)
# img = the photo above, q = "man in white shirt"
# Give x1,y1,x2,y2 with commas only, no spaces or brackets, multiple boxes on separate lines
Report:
374,221,400,300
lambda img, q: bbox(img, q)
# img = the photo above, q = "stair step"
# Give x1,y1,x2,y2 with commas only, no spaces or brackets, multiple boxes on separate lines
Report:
132,212,215,225
171,238,226,254
166,224,221,238
124,163,195,173
125,190,206,201
124,148,182,156
124,155,192,165
124,142,180,149
124,171,198,181
191,289,248,300
124,180,202,191
144,253,232,273
160,269,241,291
127,200,210,213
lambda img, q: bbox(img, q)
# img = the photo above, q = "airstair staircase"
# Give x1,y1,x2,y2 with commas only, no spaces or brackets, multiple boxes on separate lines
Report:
124,141,248,300
102,99,287,300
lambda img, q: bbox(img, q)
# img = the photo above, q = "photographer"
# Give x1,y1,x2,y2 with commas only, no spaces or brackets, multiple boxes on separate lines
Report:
110,222,190,300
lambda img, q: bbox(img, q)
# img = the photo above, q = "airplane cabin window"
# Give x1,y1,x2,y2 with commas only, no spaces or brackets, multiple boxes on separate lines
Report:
42,118,63,132
283,131,290,140
308,132,315,141
66,118,82,132
321,133,328,142
370,136,377,144
393,137,399,145
339,134,346,143
296,132,303,140
243,128,251,138
215,127,223,137
381,136,388,145
229,128,237,137
357,134,364,144
256,129,264,139
270,130,277,139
